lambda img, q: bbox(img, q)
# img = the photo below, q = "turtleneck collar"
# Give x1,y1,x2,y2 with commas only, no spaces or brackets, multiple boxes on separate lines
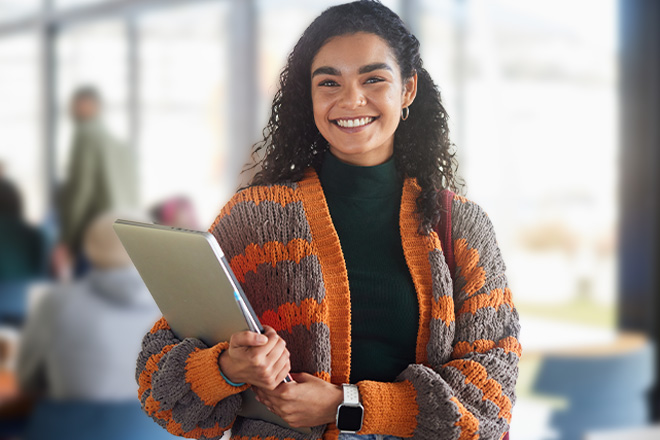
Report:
319,150,401,199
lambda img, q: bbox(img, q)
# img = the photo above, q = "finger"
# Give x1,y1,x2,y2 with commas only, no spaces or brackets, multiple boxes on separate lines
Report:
274,350,291,380
258,394,271,407
253,387,270,404
258,393,274,412
264,336,287,362
257,393,277,409
231,330,268,348
253,387,263,401
246,331,282,366
254,392,266,405
264,397,283,416
274,359,292,386
254,387,276,403
268,348,290,379
261,345,288,388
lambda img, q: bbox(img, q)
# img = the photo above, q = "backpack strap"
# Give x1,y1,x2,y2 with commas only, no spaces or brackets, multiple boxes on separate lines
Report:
434,189,455,277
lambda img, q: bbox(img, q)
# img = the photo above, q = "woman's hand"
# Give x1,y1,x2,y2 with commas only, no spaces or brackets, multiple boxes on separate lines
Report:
253,372,344,428
218,325,290,390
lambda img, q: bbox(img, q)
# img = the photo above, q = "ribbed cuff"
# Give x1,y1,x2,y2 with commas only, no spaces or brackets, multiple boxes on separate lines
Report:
184,341,250,405
356,380,419,437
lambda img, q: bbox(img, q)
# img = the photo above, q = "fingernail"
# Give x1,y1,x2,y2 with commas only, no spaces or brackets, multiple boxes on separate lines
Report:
257,335,268,344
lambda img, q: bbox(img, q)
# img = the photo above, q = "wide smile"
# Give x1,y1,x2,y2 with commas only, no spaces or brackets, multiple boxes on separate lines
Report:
331,116,378,131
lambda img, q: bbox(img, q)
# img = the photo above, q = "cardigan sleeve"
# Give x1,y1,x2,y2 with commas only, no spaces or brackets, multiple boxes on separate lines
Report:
135,317,250,439
355,198,521,440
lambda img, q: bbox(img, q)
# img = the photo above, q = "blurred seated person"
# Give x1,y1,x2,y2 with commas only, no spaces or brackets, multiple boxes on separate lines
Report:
0,176,47,326
54,86,138,279
0,212,160,421
149,196,199,230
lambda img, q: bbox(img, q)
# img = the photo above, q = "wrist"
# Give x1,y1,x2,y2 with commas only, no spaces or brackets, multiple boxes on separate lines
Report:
327,384,344,424
219,368,246,387
218,350,243,385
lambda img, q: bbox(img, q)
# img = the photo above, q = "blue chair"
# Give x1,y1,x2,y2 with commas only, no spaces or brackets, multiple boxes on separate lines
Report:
24,399,180,440
533,337,655,440
0,281,30,327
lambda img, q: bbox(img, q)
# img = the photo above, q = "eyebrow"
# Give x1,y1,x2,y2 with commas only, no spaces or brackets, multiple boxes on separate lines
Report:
311,62,393,78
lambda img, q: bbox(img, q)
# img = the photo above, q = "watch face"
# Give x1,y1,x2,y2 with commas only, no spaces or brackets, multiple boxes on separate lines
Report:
337,405,363,432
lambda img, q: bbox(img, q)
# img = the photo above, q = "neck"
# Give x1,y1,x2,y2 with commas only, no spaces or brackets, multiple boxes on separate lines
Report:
319,150,401,199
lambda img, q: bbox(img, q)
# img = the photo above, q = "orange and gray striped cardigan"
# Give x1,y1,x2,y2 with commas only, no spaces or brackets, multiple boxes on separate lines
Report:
136,168,521,440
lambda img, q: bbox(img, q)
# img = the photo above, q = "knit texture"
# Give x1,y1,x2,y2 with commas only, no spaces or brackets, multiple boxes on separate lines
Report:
136,168,521,440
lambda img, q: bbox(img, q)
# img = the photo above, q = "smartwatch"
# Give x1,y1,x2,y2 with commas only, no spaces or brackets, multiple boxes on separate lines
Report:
335,384,364,433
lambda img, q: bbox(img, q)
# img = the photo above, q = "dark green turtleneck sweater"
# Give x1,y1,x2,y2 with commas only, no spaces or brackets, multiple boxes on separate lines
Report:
319,151,418,383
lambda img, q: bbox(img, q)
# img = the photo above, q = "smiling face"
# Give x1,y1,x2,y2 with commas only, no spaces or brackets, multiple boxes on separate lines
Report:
310,32,417,166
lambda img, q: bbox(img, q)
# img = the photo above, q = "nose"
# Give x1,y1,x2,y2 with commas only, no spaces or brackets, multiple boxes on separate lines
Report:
338,83,366,109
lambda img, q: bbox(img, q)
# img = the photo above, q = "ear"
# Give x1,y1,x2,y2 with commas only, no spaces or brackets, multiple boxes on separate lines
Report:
402,71,418,108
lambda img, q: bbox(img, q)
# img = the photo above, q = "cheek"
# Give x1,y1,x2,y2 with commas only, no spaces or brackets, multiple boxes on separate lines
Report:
312,95,333,129
380,97,403,133
375,88,403,117
312,106,326,131
314,94,331,112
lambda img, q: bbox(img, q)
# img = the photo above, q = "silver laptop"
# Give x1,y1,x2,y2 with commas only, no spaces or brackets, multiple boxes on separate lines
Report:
113,219,311,435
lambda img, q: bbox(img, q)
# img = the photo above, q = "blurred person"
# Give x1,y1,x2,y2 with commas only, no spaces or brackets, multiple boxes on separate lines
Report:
149,196,200,230
55,86,138,279
136,2,520,440
0,177,47,283
5,212,160,416
0,176,48,328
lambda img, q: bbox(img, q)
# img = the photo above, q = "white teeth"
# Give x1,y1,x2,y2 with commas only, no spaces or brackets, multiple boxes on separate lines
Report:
336,117,373,128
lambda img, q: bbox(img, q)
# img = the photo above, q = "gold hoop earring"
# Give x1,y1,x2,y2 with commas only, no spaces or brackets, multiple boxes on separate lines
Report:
401,107,410,121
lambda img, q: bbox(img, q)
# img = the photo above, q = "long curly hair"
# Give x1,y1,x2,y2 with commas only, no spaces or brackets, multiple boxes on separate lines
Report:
246,0,462,233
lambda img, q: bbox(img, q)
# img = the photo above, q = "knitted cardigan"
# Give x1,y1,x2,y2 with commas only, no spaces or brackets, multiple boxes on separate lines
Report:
136,168,521,440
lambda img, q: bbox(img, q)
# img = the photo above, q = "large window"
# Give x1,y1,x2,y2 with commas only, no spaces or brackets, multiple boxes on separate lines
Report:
0,0,40,22
138,1,231,226
54,0,107,9
0,34,42,223
422,0,618,332
56,19,129,181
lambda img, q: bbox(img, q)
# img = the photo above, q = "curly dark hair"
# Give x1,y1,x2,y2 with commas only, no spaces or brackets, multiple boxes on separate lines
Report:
247,0,462,233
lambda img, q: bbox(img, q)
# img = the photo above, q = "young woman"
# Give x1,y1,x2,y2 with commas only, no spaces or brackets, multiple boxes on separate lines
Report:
136,2,520,440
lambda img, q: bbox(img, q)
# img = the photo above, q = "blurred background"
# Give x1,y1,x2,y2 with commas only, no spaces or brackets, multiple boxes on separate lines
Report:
0,0,658,439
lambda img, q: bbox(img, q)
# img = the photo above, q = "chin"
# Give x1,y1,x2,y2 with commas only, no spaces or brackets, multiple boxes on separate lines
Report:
331,146,372,156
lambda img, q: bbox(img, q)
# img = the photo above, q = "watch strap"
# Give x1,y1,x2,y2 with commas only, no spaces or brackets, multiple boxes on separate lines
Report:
342,384,360,405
